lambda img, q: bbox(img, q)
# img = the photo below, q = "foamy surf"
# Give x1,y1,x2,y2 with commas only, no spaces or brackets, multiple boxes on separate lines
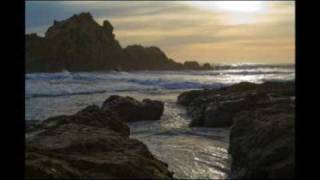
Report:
25,64,295,179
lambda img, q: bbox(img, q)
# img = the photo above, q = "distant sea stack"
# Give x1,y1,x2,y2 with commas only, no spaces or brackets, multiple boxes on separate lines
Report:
26,12,212,73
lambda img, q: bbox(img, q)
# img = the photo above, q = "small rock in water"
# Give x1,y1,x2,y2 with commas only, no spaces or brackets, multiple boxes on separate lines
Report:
101,95,164,122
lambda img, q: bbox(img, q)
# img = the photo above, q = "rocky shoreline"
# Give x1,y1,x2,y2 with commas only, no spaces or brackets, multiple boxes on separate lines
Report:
26,98,173,179
26,81,295,179
177,81,295,178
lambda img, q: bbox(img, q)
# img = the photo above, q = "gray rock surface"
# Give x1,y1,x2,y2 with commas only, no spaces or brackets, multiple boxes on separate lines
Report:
26,103,173,179
101,95,164,122
177,81,295,178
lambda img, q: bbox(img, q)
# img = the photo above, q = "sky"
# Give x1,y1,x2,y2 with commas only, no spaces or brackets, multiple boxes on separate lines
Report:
25,1,295,64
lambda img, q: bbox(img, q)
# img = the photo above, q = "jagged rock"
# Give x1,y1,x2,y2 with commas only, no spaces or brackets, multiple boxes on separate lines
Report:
101,95,164,122
26,104,173,179
177,81,294,127
202,63,212,70
26,12,214,72
26,12,212,72
103,20,114,35
183,61,201,70
142,98,165,120
26,12,124,72
122,45,183,70
177,81,295,178
229,100,295,178
181,61,212,70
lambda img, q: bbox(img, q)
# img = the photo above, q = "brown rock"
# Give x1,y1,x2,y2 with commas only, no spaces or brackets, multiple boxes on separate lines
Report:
177,81,295,178
26,104,173,179
101,95,164,122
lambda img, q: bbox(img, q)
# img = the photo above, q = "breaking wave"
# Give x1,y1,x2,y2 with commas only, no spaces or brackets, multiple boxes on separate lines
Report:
26,64,295,98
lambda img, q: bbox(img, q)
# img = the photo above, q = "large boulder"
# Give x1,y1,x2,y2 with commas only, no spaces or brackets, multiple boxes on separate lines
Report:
26,105,173,179
229,99,295,178
183,61,201,70
142,98,165,120
182,61,212,70
202,63,212,70
101,95,164,122
177,81,294,128
123,45,182,70
177,81,295,178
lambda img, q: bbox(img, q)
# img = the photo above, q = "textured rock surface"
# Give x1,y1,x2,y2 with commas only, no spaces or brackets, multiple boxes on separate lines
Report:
229,100,295,178
26,12,212,72
101,95,164,122
25,104,173,179
26,13,124,72
177,81,295,178
177,81,294,127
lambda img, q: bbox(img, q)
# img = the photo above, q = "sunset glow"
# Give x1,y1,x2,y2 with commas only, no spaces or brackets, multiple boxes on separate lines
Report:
26,1,295,64
189,1,265,13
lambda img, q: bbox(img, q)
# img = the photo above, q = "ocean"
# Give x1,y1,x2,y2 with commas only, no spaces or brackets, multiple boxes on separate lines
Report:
25,64,295,179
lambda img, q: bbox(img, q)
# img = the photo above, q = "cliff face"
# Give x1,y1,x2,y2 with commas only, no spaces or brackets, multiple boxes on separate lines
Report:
123,45,184,70
26,12,212,72
26,13,124,72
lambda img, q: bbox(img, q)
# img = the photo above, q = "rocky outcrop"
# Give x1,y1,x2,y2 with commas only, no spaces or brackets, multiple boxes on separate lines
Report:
26,12,212,72
101,95,164,122
183,61,212,70
229,99,295,178
177,81,295,178
177,81,294,127
202,63,212,70
26,12,124,72
26,103,173,179
122,45,184,70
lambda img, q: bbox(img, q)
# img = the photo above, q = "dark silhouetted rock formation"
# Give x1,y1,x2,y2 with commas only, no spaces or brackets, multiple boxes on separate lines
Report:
26,12,212,72
122,45,184,70
202,63,212,70
26,102,173,178
26,13,124,72
183,61,200,70
101,95,164,122
177,81,295,178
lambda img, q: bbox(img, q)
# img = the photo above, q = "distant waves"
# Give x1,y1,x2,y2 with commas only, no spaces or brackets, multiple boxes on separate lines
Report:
25,64,295,98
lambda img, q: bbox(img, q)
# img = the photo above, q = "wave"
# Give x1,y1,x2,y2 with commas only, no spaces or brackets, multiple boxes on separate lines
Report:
161,82,225,90
25,65,295,98
212,63,295,70
25,82,226,98
127,79,226,90
26,70,73,80
221,70,294,75
26,90,107,98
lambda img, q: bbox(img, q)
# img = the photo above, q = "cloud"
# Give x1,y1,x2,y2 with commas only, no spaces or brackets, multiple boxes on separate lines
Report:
26,1,295,64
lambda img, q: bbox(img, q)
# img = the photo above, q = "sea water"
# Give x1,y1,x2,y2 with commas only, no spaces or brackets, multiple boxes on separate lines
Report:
25,64,295,179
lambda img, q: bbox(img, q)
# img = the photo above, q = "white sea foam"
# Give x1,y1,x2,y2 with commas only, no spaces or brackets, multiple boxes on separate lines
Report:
25,64,295,179
25,65,294,98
